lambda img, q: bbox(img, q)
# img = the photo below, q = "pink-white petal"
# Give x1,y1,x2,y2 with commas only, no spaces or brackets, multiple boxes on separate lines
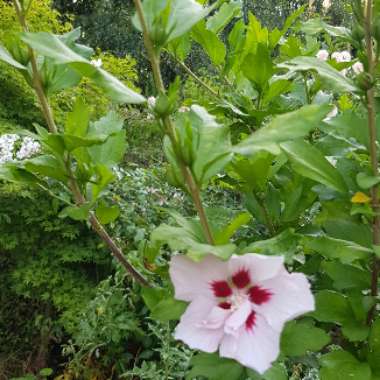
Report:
169,254,229,302
224,300,252,337
228,254,284,283
174,296,227,352
254,272,315,330
220,313,281,374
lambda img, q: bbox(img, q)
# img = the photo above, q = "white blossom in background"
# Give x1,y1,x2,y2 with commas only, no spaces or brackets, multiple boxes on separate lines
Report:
179,106,191,113
322,0,331,11
324,105,338,121
0,134,19,164
170,254,314,374
0,134,40,164
352,61,364,75
90,58,103,68
147,96,156,108
332,50,352,63
16,137,41,160
331,51,341,61
340,50,352,62
316,49,329,61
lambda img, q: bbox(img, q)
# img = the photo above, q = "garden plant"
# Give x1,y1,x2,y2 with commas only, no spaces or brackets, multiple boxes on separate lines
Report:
1,0,380,379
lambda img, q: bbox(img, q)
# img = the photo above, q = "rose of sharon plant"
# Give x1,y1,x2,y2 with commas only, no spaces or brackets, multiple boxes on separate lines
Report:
170,254,314,374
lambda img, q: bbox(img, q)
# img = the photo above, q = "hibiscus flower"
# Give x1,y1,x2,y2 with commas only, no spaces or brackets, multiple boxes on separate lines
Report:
169,253,314,374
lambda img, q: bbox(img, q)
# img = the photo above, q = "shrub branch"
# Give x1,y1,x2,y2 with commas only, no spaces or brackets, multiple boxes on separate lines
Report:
12,0,151,287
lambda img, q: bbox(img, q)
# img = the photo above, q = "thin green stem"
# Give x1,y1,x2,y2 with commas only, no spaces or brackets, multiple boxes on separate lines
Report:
364,0,380,323
133,0,215,245
12,1,150,287
252,191,276,236
171,55,219,98
303,73,311,104
12,0,57,134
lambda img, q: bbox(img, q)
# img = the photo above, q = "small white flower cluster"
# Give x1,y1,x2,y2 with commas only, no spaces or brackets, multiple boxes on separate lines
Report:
146,96,157,120
316,49,364,75
147,96,156,108
178,106,190,113
0,134,19,164
331,50,352,63
90,58,102,68
0,133,40,164
16,137,41,160
322,0,332,11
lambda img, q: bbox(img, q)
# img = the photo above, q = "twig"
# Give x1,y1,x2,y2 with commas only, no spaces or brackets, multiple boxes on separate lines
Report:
172,55,219,98
363,0,380,323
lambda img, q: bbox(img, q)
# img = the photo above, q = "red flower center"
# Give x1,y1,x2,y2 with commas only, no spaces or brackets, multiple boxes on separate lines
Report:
245,311,256,331
249,286,272,305
211,280,232,297
210,267,272,332
232,269,251,288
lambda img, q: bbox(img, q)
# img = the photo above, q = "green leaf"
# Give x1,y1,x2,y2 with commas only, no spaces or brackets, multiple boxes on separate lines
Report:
342,322,370,342
215,212,252,245
302,235,372,264
280,140,347,193
279,56,357,93
95,205,120,224
312,290,352,324
322,261,371,291
262,79,293,106
167,33,191,61
59,204,91,221
65,98,90,137
206,1,241,34
141,287,167,311
301,18,351,39
91,165,116,200
39,368,53,377
241,229,300,263
245,363,288,380
320,350,372,380
23,155,67,182
242,44,274,90
192,21,226,66
234,104,331,155
63,134,106,152
312,291,369,342
21,32,145,104
368,318,380,375
168,106,232,187
230,152,275,190
0,165,40,185
134,0,208,45
151,212,235,261
187,353,245,380
324,111,369,148
281,320,330,357
89,130,126,166
0,44,27,70
150,297,187,322
357,172,380,190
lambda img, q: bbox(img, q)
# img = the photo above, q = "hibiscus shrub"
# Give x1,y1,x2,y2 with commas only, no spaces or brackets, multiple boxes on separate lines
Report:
1,0,380,379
